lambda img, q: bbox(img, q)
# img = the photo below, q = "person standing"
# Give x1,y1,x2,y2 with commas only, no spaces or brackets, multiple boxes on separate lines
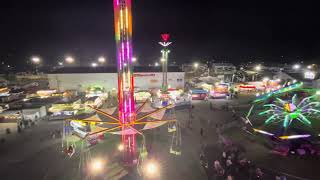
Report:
200,127,204,137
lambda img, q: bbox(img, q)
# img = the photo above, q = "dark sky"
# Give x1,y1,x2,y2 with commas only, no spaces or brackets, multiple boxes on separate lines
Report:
1,0,320,68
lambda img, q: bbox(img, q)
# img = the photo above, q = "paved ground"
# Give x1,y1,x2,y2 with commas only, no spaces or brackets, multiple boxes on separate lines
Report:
0,97,319,179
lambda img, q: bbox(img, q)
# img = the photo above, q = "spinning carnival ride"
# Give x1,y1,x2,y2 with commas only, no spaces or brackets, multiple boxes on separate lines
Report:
62,0,181,174
259,94,320,130
246,84,320,139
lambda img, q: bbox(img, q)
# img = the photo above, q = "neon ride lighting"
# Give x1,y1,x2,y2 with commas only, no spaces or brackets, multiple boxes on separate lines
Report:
259,94,319,129
254,82,303,103
159,34,172,47
253,128,274,136
161,34,170,42
279,134,311,140
114,0,136,164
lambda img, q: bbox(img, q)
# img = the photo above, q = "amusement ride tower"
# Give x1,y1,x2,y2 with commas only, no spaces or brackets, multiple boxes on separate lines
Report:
114,0,136,164
62,0,178,171
159,34,172,93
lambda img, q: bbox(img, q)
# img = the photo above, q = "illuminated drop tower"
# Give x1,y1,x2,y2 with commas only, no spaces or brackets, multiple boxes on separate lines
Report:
114,0,136,164
159,34,172,93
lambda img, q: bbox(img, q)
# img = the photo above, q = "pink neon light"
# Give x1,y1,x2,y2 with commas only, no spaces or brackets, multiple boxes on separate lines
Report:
161,33,170,42
127,41,130,63
279,134,311,140
121,42,125,65
118,53,122,70
114,0,136,164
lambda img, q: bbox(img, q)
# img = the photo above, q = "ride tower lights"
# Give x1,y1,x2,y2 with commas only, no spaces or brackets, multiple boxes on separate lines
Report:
114,0,136,165
159,34,172,93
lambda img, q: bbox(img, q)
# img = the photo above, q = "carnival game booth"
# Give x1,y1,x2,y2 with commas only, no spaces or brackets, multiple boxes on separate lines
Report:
174,93,192,108
0,110,21,134
151,89,190,109
238,80,282,95
237,81,266,93
167,88,184,101
0,88,24,103
196,82,212,92
22,106,47,122
36,89,57,98
85,85,107,98
151,92,172,108
25,89,57,99
263,80,281,92
0,110,21,122
190,88,208,100
0,116,19,135
48,98,83,120
167,88,191,106
210,83,229,99
84,96,103,109
134,90,151,102
0,87,10,96
238,84,256,93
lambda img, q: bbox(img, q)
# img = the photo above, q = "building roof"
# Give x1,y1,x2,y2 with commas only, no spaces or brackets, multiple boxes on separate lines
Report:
212,63,235,67
286,72,320,82
48,66,183,74
54,97,81,104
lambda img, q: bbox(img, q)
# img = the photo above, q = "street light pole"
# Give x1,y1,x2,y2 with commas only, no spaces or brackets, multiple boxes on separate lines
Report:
254,65,261,81
31,56,41,74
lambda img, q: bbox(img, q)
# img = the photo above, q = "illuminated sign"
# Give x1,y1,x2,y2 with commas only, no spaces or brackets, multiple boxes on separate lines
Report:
134,73,155,77
240,85,256,89
304,71,315,80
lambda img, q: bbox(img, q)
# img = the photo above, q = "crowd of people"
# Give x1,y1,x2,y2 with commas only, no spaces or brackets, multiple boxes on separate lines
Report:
200,143,289,180
195,102,290,180
201,144,259,180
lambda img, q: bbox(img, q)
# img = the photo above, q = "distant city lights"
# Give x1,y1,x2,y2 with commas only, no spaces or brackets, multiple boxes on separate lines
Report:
31,56,41,64
98,56,106,63
65,56,74,64
262,77,269,82
91,62,98,67
155,62,159,67
255,65,261,71
132,57,137,62
293,64,300,70
194,62,199,68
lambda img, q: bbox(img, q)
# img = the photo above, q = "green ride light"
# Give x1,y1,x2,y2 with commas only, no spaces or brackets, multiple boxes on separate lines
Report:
254,82,304,103
289,112,299,119
256,91,318,130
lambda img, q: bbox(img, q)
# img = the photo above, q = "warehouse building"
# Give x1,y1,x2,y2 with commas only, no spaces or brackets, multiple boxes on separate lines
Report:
47,66,185,92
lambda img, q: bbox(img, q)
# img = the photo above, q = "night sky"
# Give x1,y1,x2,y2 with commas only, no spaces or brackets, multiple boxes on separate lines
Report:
1,0,319,68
